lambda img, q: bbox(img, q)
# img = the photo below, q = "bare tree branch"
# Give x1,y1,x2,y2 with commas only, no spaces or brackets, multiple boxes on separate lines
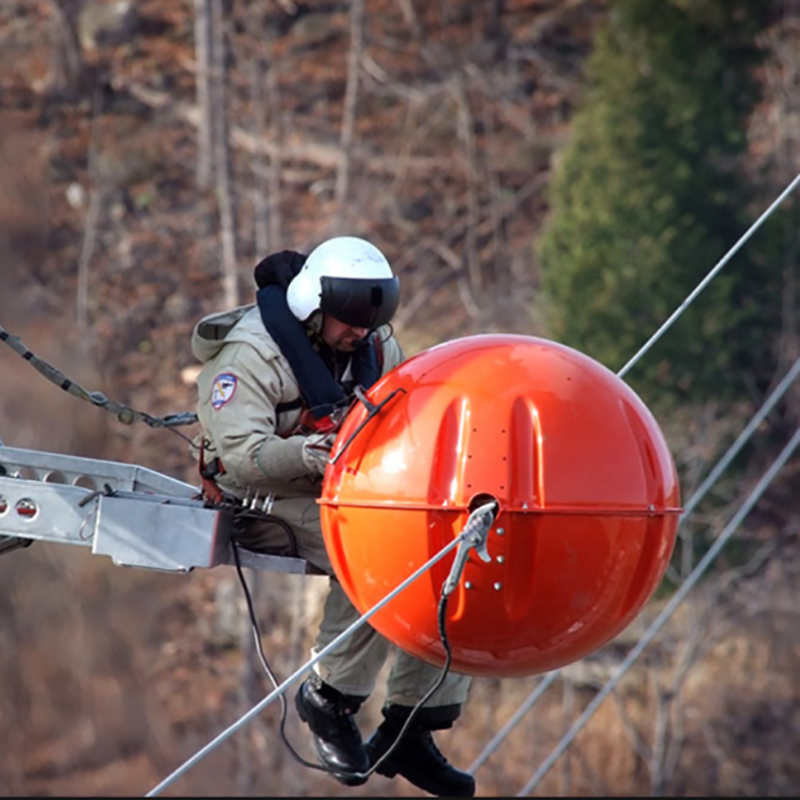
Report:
210,0,239,307
334,0,365,229
48,0,84,99
450,73,482,295
194,0,214,189
119,81,465,175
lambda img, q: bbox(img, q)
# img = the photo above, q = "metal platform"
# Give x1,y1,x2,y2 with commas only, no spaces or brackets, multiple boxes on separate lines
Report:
0,445,314,574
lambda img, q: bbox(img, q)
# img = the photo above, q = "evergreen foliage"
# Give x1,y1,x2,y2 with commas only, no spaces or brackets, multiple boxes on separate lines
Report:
537,0,776,409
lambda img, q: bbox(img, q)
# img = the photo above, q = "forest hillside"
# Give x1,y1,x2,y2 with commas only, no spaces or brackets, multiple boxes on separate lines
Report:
0,1,799,797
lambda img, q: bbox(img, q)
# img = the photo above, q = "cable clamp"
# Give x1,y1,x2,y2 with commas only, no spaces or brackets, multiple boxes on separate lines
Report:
442,501,497,597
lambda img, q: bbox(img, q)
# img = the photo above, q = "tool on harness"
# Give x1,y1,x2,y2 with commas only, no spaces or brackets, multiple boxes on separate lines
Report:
197,440,302,560
198,438,227,504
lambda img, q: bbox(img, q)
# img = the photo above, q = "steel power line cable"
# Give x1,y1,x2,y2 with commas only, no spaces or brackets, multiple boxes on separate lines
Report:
467,671,561,775
146,503,496,797
516,424,800,797
466,356,800,778
617,170,800,379
465,166,800,779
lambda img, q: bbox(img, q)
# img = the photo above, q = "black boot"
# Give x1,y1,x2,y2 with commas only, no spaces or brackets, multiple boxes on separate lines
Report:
294,673,370,786
365,704,476,798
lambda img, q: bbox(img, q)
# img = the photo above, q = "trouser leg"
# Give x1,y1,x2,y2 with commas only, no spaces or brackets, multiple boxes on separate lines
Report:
311,577,392,697
385,649,472,708
314,579,473,707
235,496,472,707
232,497,390,695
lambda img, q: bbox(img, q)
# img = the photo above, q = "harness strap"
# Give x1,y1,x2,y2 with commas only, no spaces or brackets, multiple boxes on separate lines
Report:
276,396,303,415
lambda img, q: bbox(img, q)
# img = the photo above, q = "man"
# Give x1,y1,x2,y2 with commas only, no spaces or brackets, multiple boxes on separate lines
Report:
190,236,476,798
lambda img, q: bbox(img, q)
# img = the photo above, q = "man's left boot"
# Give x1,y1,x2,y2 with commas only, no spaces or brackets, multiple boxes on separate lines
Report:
364,703,476,798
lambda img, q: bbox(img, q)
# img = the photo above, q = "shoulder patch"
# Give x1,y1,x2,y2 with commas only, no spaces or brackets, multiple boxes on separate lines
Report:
211,373,238,410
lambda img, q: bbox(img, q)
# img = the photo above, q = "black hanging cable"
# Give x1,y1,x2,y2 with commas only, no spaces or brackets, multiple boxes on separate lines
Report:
230,540,455,782
361,586,454,781
231,541,328,773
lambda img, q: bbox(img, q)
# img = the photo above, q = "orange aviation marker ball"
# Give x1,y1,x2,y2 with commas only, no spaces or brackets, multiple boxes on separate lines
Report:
319,334,682,678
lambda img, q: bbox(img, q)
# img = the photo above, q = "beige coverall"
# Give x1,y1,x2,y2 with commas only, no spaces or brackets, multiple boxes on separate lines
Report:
191,305,471,707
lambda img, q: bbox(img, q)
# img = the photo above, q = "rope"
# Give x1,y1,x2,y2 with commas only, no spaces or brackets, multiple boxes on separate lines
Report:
0,322,198,430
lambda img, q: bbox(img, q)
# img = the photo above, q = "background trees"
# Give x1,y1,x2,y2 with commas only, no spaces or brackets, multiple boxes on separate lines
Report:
537,0,779,410
0,1,799,797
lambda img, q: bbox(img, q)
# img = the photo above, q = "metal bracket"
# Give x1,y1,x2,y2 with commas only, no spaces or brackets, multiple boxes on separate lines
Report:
442,501,498,596
0,445,316,575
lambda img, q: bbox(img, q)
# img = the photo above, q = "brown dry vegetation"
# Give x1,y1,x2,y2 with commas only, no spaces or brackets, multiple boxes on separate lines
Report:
1,1,799,797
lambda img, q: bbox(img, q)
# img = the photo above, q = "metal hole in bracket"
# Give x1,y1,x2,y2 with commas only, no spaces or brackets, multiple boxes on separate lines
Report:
15,498,38,519
19,466,37,481
74,475,98,491
44,471,68,484
0,496,7,515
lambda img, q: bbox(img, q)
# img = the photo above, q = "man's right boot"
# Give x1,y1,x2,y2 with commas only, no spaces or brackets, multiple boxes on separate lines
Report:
294,673,370,786
365,703,476,797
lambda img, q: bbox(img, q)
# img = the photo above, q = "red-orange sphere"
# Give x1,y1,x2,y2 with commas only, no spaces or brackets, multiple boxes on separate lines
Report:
319,335,681,678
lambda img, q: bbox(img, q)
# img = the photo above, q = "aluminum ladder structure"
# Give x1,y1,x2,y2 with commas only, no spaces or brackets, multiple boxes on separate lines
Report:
0,441,315,575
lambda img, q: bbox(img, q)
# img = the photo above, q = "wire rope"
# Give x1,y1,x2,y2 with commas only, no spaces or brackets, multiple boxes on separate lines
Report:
617,170,800,379
145,511,491,797
465,169,800,775
515,424,800,796
466,355,800,776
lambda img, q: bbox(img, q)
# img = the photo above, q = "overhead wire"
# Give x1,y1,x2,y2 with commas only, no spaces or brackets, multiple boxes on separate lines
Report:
146,504,495,797
617,170,800,379
465,174,800,781
465,357,800,778
515,423,800,796
466,670,561,775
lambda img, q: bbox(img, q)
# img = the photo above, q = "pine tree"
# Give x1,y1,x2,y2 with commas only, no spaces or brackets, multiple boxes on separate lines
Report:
537,0,775,409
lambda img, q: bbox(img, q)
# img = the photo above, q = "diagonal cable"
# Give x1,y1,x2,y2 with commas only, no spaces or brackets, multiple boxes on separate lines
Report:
145,508,494,797
467,670,561,775
515,424,800,796
466,293,800,777
472,170,800,775
617,170,800,379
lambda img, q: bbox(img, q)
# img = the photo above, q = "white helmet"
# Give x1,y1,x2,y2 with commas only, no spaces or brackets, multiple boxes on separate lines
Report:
287,236,400,329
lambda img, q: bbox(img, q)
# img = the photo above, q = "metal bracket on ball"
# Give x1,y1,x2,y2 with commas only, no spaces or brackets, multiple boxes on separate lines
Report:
442,501,498,597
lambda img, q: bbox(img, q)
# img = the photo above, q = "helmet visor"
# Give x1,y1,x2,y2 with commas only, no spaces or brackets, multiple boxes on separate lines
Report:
320,276,400,330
